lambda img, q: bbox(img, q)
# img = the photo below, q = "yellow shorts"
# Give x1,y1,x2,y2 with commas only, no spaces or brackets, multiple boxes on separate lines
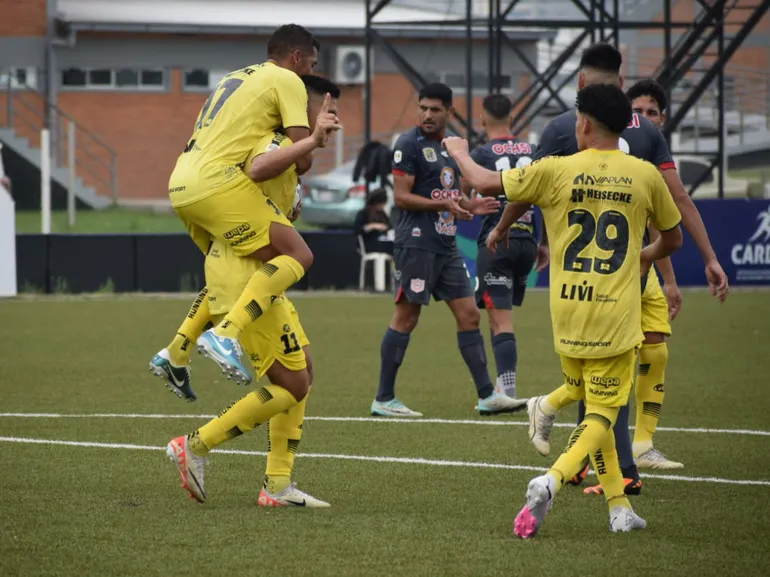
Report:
286,298,309,348
560,348,637,408
212,295,306,380
641,268,671,336
171,172,292,256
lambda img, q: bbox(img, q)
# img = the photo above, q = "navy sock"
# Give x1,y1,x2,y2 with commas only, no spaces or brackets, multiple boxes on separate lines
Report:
491,332,518,397
458,330,494,399
613,403,636,472
376,327,411,402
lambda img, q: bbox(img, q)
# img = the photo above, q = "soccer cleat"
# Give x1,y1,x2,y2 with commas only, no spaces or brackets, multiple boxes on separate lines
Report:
635,448,684,470
566,461,591,486
513,475,554,539
477,391,528,415
258,482,331,508
609,506,647,533
149,349,196,402
166,435,207,503
583,477,643,496
196,328,252,386
526,396,555,456
371,398,423,417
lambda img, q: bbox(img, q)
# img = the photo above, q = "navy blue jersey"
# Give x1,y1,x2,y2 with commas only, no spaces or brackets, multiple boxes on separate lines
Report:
535,109,675,169
392,127,462,253
472,137,539,245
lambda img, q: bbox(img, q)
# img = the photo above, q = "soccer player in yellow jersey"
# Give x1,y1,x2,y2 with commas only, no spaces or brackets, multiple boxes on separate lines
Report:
442,84,683,537
166,24,341,389
165,76,341,507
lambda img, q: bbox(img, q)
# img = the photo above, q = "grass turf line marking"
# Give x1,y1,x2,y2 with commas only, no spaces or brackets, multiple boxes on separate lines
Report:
1,435,769,487
1,412,769,437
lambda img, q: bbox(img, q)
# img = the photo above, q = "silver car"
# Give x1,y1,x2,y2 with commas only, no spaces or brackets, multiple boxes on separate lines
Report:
301,160,392,229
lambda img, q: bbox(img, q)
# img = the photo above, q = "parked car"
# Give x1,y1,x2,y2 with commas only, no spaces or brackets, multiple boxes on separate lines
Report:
300,160,394,229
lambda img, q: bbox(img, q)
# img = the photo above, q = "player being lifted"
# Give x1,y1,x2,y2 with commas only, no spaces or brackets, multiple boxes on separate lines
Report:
444,83,683,537
506,43,729,494
370,83,525,417
154,24,340,398
165,76,342,508
624,78,684,468
464,94,544,401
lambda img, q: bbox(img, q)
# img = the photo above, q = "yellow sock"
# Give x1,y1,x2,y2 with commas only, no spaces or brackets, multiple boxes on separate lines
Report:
545,384,582,414
265,389,309,494
167,287,213,366
548,405,619,490
188,385,298,456
591,426,631,510
216,255,306,338
633,342,668,453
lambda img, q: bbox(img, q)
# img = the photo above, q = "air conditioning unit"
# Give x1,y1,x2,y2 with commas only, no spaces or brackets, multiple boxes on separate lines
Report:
333,46,368,85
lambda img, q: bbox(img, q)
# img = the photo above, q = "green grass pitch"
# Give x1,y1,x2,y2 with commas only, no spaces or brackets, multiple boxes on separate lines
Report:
0,290,769,576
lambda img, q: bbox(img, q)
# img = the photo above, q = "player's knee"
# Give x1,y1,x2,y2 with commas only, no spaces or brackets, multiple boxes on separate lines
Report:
488,310,513,335
643,332,666,345
456,306,481,331
392,314,419,333
584,405,620,429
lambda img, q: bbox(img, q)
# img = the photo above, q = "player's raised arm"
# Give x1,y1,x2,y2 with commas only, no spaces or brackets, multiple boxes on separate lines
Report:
442,137,504,196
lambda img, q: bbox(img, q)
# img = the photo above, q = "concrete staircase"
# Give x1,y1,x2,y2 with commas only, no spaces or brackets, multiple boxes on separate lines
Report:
0,127,111,209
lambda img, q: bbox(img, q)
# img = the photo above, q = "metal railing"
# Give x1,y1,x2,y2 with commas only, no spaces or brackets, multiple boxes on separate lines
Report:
1,76,118,202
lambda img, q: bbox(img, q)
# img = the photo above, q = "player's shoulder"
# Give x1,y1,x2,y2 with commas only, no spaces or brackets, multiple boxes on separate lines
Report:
394,127,420,148
547,109,577,132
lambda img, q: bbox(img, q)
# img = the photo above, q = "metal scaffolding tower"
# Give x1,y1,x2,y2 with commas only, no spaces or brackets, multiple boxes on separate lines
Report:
364,0,770,197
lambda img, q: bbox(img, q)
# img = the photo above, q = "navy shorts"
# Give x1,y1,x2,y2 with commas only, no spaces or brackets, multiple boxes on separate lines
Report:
393,247,474,305
476,237,537,310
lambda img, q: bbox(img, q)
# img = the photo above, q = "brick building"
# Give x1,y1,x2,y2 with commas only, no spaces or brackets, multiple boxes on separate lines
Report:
0,0,545,203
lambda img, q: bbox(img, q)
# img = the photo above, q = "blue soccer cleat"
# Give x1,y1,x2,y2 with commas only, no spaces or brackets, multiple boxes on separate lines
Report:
196,329,252,386
149,349,196,402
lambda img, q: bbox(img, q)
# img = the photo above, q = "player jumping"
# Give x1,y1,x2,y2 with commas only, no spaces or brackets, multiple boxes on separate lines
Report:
444,83,684,537
164,76,342,508
370,82,525,418
464,94,543,401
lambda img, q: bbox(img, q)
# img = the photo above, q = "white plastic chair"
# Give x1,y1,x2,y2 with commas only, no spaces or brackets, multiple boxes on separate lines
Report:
357,235,393,292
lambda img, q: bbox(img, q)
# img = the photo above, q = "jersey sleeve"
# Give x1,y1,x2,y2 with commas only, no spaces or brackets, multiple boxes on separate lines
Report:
533,119,565,160
648,169,682,231
276,71,310,130
392,134,417,176
648,122,676,170
501,157,556,207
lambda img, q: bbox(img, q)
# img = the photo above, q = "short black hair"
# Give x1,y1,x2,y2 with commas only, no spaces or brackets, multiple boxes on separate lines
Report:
626,78,668,113
267,24,320,58
576,84,631,135
419,83,453,107
579,42,622,74
366,188,388,206
482,94,512,120
302,75,341,99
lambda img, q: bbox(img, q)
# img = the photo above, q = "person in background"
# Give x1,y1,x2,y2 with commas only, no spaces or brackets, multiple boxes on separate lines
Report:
354,188,393,254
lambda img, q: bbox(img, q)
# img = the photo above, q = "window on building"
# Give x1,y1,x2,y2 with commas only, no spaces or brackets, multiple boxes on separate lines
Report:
61,68,166,90
183,69,231,91
0,67,38,90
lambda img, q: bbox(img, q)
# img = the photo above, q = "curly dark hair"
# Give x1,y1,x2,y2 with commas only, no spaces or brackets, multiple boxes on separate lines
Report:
626,78,668,113
576,84,632,135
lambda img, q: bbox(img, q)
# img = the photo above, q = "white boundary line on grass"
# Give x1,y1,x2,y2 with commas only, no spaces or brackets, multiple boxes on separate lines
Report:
1,435,768,487
1,412,768,437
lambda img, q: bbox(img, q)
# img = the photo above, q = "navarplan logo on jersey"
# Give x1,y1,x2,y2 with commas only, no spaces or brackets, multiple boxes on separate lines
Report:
731,204,770,281
423,148,438,162
411,279,425,293
440,167,455,188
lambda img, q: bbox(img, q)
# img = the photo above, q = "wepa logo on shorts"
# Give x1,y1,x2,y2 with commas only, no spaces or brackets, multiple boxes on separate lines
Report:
223,223,251,239
589,376,620,388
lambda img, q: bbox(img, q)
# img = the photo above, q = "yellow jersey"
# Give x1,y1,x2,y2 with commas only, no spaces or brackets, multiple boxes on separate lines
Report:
247,130,299,216
501,148,681,358
170,62,309,206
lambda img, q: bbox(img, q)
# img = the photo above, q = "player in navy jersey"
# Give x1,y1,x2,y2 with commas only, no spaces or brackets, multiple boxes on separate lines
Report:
371,83,525,417
464,94,543,401
506,42,730,495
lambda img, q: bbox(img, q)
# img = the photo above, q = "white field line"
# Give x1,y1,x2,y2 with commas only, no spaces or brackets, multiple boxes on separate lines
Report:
0,435,768,487
0,412,768,437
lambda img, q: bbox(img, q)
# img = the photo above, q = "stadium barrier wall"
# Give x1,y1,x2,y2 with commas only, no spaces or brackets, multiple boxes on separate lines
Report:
15,231,361,294
456,199,770,288
13,199,770,294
